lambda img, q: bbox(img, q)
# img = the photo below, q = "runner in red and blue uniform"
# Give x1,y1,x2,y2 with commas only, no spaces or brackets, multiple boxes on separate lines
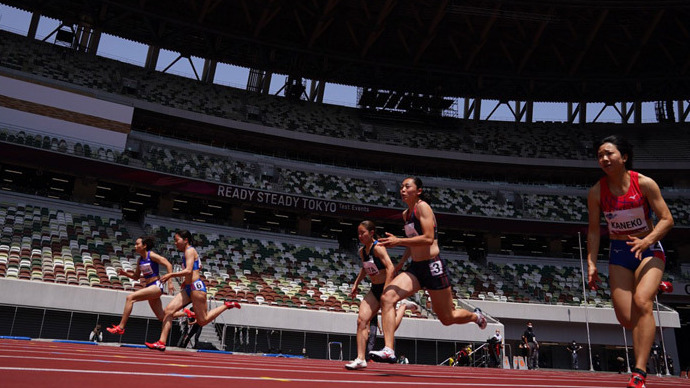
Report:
587,135,674,388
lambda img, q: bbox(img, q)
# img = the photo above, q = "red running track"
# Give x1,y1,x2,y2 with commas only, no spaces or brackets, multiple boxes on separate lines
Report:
1,339,690,388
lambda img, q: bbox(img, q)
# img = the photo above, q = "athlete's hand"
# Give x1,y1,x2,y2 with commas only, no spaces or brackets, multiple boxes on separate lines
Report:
378,232,400,247
587,266,600,291
626,235,651,260
116,268,126,276
348,287,358,299
160,273,172,283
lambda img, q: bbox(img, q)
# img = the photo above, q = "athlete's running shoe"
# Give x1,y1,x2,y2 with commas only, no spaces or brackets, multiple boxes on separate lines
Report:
474,308,487,330
345,358,367,370
659,281,673,294
627,371,646,388
369,346,397,363
106,324,124,335
400,299,418,310
224,300,241,309
145,340,166,351
183,308,196,319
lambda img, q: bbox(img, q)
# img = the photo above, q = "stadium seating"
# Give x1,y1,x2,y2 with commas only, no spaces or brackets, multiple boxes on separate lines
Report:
3,29,690,163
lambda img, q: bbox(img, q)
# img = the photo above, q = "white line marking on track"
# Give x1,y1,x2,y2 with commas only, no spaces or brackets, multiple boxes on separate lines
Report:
0,367,624,387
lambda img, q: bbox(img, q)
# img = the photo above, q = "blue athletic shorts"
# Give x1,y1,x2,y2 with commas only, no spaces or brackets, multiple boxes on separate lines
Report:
609,239,665,271
183,279,207,297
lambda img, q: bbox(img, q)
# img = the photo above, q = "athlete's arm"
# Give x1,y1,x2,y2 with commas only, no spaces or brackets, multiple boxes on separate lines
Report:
628,174,674,259
394,248,411,273
379,202,435,248
161,249,195,282
150,251,175,292
373,244,396,288
586,183,602,290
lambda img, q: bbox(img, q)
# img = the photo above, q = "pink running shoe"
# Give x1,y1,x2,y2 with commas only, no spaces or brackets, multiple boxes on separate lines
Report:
224,300,241,309
145,340,166,351
106,324,124,335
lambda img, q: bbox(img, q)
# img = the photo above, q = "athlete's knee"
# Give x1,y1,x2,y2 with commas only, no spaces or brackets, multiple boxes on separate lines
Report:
436,311,455,326
632,294,653,313
356,316,369,329
614,309,633,329
380,290,399,307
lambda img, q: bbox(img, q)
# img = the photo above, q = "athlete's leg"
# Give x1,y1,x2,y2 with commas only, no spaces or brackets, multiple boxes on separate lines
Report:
157,292,190,344
117,285,163,328
609,264,635,329
355,292,379,361
148,295,165,322
190,291,237,326
393,299,411,330
379,272,419,350
631,256,664,373
427,287,477,326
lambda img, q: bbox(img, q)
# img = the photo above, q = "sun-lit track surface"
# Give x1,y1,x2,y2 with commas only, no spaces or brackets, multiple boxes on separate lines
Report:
1,339,689,388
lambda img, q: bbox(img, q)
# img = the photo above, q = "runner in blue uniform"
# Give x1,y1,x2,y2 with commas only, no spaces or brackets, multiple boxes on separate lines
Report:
107,236,173,335
145,230,240,351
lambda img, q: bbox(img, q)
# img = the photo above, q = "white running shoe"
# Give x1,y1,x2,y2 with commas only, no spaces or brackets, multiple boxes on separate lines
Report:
474,307,487,329
400,299,417,310
345,358,367,370
369,346,397,363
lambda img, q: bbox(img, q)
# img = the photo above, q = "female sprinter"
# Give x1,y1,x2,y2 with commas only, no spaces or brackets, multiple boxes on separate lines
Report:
106,236,174,335
345,220,415,370
145,230,240,351
369,177,486,363
587,135,673,388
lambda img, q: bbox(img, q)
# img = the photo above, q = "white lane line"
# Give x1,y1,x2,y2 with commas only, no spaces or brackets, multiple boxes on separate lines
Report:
0,367,623,387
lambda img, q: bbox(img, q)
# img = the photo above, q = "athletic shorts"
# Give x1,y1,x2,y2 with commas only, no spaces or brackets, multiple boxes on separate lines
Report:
405,256,450,290
183,279,208,297
609,239,665,271
370,282,385,301
145,279,165,293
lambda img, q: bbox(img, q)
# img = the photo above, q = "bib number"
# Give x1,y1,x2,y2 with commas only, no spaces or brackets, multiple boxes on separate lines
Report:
193,280,205,291
404,222,419,237
140,263,153,276
363,260,379,276
429,259,443,276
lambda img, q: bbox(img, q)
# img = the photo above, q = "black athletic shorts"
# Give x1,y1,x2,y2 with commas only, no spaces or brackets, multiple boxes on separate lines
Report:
405,256,450,290
370,282,385,301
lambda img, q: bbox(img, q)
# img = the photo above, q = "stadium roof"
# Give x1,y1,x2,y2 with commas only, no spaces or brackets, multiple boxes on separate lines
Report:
5,0,690,102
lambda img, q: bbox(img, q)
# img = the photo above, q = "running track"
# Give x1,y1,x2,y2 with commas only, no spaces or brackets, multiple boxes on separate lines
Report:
1,339,689,388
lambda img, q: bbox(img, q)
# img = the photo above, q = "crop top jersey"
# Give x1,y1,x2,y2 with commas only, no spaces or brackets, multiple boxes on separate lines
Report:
404,201,438,239
361,241,386,276
599,170,652,237
138,251,159,279
182,246,202,271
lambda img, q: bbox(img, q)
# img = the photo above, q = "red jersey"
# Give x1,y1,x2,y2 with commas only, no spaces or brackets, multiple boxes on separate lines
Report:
599,170,651,237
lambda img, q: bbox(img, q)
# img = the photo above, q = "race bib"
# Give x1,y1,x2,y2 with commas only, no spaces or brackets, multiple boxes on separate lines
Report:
429,259,443,276
140,263,153,276
404,222,419,237
193,280,205,291
363,260,380,276
604,207,649,235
